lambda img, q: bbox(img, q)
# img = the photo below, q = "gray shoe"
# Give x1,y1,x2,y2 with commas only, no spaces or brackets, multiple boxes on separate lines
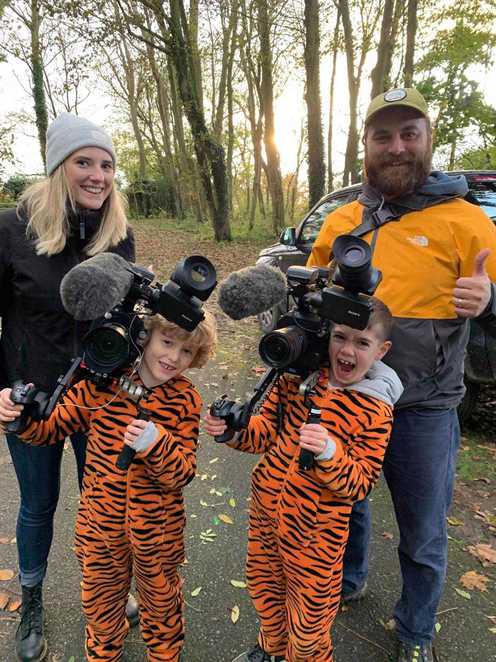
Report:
342,580,368,604
396,640,436,662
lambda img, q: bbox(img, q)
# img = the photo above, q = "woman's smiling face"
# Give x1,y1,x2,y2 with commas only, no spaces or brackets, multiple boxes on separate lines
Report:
64,147,115,210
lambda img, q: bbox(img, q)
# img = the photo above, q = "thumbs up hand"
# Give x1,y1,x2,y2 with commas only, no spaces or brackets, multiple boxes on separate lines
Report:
453,249,492,318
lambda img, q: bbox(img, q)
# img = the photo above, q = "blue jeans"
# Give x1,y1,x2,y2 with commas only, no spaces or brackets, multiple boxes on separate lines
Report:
342,408,460,645
6,432,87,587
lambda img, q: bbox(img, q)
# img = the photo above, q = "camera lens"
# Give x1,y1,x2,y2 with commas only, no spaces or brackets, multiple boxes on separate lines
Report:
84,324,130,373
332,234,381,294
342,245,366,265
171,256,217,301
259,326,308,369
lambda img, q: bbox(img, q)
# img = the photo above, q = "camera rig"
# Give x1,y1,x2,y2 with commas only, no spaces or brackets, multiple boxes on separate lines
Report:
210,234,382,470
7,255,217,436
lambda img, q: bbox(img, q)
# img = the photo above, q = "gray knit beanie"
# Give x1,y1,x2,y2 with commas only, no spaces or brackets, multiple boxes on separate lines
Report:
45,113,116,176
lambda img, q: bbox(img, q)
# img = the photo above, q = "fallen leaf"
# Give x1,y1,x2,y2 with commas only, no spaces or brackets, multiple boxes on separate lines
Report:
382,532,394,540
230,580,247,589
200,474,208,481
0,537,10,545
200,500,209,507
231,604,240,623
468,543,496,565
447,517,464,526
0,591,9,609
0,569,15,581
435,622,441,634
219,514,234,525
209,458,219,464
191,587,202,597
383,618,395,631
229,498,236,508
454,587,471,600
7,597,21,611
460,570,489,592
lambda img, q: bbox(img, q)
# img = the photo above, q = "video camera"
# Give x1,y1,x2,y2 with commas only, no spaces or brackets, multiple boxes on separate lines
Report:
7,255,217,434
211,234,382,443
259,234,382,376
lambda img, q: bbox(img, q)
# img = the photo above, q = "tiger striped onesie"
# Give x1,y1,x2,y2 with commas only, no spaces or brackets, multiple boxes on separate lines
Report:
229,361,402,661
21,374,201,662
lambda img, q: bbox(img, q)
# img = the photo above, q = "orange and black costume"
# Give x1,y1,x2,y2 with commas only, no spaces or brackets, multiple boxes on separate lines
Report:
229,363,402,662
21,375,201,662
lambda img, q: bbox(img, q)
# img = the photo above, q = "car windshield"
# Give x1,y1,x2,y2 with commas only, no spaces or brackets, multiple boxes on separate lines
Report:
300,195,356,242
470,188,496,221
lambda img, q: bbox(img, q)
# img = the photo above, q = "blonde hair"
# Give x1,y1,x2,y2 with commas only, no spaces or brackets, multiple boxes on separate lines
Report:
19,164,129,257
143,310,218,369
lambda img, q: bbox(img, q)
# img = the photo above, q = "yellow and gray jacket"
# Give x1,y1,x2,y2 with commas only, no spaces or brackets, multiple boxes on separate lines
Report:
308,172,496,409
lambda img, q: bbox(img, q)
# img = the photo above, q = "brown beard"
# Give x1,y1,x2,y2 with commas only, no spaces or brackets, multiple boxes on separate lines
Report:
364,150,432,199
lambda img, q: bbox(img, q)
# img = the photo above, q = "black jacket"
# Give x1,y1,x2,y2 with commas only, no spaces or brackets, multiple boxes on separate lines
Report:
0,206,135,391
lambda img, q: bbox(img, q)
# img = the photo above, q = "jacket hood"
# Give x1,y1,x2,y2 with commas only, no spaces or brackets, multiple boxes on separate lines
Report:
418,171,468,198
347,360,403,406
359,171,468,216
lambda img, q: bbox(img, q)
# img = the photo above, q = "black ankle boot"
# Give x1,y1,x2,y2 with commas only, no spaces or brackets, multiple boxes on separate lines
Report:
15,583,47,662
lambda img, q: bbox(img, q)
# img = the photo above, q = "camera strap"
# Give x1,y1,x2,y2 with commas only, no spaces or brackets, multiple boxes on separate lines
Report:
328,201,401,263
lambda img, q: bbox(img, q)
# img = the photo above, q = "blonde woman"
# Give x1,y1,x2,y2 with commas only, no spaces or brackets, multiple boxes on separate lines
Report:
0,114,135,662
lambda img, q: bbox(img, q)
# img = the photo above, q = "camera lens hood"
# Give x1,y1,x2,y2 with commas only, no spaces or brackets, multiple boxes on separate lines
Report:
171,256,217,301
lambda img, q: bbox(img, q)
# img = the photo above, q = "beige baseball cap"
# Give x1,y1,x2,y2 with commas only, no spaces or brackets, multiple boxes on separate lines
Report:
365,87,429,125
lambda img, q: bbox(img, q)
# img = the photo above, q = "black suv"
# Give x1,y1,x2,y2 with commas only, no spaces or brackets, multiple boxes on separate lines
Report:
256,171,496,423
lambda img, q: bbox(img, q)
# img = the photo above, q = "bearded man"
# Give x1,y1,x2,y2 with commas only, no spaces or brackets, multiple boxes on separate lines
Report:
308,88,496,662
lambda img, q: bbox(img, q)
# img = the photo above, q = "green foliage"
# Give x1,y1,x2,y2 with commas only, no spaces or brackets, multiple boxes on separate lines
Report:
125,178,178,219
0,123,15,179
2,174,30,200
415,5,496,164
454,146,496,171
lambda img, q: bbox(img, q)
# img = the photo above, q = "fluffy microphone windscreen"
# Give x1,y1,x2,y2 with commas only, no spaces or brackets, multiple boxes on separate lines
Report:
60,252,133,320
218,264,287,320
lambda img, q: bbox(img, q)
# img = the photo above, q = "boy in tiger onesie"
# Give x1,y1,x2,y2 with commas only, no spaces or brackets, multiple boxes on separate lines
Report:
0,312,217,662
204,297,403,662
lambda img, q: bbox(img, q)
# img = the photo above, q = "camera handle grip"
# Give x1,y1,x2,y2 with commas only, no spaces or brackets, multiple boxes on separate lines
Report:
116,409,149,471
214,428,236,444
298,406,321,472
5,413,29,435
6,383,36,435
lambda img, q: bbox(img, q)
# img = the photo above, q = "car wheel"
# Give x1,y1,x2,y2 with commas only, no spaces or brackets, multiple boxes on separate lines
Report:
258,305,280,333
457,379,480,426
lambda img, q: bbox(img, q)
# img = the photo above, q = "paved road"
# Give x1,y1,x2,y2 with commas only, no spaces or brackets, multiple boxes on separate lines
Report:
0,357,494,662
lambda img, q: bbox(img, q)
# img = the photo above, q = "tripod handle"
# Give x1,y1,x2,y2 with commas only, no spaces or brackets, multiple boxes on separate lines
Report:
298,406,321,472
116,408,150,471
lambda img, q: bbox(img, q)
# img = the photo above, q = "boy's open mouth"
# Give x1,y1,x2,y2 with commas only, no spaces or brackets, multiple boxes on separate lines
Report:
337,358,355,374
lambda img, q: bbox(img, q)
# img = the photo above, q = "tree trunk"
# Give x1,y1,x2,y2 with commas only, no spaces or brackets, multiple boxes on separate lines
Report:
370,0,395,98
168,0,231,240
30,0,48,169
404,0,418,87
339,0,360,185
145,40,183,218
327,9,340,191
257,0,284,233
304,0,325,208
